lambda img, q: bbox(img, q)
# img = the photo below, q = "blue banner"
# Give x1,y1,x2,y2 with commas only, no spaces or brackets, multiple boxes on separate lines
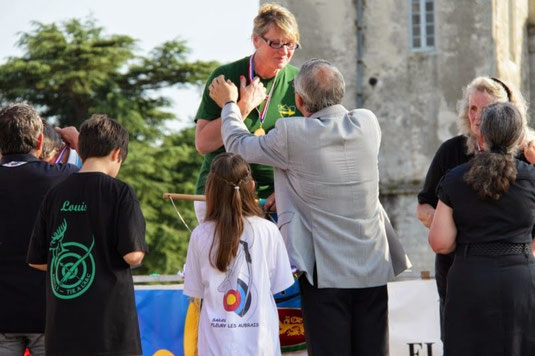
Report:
135,288,190,356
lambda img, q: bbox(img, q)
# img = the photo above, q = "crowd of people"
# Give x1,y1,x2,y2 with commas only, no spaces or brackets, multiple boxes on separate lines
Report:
418,77,535,355
0,106,148,356
1,2,535,356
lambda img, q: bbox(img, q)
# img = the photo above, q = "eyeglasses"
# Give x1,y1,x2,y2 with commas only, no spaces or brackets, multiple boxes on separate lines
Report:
261,36,300,50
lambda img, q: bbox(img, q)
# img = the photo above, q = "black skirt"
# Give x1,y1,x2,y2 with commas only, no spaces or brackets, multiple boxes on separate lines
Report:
444,248,535,356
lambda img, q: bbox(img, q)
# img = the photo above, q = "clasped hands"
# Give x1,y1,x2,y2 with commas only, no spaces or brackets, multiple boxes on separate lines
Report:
209,74,266,117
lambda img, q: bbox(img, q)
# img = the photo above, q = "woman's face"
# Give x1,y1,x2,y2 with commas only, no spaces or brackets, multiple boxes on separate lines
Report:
253,24,297,74
468,90,495,138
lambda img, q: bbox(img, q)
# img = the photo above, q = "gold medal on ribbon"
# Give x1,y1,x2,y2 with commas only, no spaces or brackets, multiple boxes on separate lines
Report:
254,127,266,136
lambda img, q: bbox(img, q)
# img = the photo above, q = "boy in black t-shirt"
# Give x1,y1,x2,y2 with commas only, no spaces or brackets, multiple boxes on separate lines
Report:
27,114,148,356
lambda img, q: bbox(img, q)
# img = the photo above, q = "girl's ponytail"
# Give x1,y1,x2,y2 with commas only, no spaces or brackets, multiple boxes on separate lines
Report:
205,153,262,272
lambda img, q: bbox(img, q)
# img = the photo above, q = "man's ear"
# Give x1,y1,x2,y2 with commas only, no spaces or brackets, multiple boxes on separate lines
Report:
110,148,122,162
34,132,44,158
36,132,43,150
295,92,305,112
295,93,302,106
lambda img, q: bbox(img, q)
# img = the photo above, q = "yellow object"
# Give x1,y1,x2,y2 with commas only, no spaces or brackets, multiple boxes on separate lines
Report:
226,294,236,304
183,298,201,356
254,127,266,136
153,350,174,356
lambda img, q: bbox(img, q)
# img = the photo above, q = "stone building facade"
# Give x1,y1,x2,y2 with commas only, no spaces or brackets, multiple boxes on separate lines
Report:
265,0,535,278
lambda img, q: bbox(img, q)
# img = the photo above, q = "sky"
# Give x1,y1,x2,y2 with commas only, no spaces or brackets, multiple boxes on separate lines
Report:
0,0,259,131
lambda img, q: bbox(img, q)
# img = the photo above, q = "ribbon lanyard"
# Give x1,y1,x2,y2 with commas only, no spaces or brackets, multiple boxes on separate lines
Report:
248,54,278,134
54,145,69,164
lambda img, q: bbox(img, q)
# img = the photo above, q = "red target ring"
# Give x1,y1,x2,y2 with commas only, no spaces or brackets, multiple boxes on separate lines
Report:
223,289,241,311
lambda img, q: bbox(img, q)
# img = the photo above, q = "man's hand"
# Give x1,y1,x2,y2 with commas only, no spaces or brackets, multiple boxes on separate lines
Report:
55,126,79,151
524,140,535,164
209,75,239,108
264,192,277,212
237,75,266,118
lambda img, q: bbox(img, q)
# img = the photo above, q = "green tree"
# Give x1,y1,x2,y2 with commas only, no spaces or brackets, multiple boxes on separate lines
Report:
121,128,204,274
0,18,217,274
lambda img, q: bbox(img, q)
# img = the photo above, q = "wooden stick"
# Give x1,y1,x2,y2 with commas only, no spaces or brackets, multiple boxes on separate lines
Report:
162,193,206,202
163,193,266,206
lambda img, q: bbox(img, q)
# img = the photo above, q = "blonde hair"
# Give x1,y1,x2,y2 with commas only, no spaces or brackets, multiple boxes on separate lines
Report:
456,76,528,155
253,3,300,43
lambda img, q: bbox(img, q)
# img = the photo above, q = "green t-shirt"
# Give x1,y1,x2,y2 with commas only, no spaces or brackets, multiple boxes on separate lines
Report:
194,56,301,198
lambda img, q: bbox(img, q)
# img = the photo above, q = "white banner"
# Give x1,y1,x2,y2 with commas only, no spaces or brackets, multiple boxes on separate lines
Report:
284,279,443,356
388,279,443,356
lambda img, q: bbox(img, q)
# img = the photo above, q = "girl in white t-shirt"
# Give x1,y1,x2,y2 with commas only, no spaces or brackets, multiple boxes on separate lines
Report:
184,152,294,355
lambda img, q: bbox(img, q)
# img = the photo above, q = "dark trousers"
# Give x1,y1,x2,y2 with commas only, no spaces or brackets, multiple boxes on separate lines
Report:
444,250,535,356
435,252,455,341
299,275,389,356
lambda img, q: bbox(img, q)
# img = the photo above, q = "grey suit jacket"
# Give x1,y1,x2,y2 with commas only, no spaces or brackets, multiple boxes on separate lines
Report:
221,103,411,288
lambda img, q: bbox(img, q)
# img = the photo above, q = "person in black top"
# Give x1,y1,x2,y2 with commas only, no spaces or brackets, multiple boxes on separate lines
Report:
0,104,78,356
416,77,534,339
429,102,535,355
27,114,148,356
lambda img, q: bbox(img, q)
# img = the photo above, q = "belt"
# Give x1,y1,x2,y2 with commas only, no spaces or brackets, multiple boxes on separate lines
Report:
463,242,531,256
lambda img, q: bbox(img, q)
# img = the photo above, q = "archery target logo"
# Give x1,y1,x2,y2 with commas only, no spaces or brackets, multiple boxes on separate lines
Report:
50,241,95,299
49,219,96,300
223,289,241,311
218,240,254,317
223,279,252,316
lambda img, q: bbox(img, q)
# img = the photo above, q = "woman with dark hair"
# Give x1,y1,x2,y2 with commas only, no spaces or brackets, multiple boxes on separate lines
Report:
429,102,535,355
417,77,534,338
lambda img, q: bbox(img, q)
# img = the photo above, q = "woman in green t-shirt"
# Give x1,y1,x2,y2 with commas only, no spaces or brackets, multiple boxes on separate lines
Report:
193,3,302,223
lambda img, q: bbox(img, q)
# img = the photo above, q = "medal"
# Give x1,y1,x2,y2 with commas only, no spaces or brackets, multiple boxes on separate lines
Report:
249,54,278,137
254,127,266,136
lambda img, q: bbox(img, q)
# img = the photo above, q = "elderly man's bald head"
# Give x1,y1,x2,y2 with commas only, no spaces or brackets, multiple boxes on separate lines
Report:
294,59,345,115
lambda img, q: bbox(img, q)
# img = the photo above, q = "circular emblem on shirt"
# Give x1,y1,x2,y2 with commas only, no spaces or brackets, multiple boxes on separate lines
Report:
49,219,96,300
50,240,96,299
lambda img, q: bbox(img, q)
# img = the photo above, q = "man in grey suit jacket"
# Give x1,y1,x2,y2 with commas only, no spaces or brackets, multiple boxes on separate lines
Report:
209,58,410,356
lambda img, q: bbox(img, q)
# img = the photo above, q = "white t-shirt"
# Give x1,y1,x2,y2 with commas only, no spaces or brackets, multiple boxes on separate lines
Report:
184,215,294,356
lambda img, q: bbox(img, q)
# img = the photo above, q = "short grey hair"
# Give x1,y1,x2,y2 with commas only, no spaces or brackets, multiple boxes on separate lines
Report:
294,59,345,114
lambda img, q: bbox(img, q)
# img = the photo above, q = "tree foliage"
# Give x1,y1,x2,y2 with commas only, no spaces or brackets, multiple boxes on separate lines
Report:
0,18,217,274
0,18,217,136
121,128,204,274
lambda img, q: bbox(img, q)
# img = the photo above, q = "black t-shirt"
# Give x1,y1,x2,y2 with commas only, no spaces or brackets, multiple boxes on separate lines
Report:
0,154,78,333
418,134,529,208
27,172,148,356
438,160,535,244
418,135,472,208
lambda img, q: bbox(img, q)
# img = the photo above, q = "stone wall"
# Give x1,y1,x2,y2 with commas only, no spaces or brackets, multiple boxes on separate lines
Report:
494,0,530,96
